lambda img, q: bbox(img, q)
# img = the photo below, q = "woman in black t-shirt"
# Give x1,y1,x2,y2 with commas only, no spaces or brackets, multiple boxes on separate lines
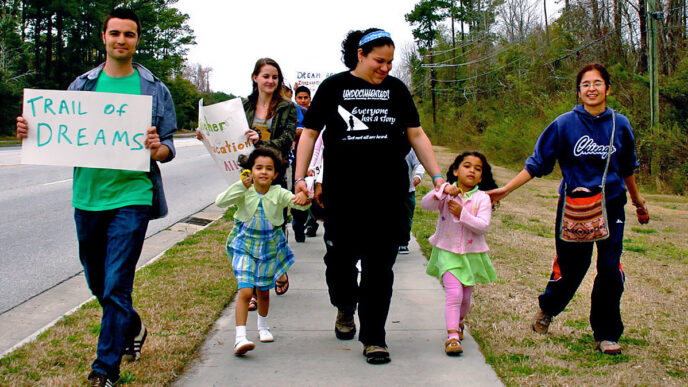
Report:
294,28,446,364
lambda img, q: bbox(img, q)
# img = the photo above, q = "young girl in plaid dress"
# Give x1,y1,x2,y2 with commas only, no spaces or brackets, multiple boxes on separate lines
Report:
215,147,310,356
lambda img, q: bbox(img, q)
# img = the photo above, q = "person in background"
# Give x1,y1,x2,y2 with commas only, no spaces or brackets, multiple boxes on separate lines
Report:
294,84,311,109
291,85,318,239
398,149,425,254
17,8,177,386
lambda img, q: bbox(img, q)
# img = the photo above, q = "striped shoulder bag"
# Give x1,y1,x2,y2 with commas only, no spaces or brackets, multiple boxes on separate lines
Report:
559,110,616,242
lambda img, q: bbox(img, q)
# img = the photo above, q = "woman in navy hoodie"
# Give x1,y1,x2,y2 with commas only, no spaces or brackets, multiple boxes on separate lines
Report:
487,63,649,355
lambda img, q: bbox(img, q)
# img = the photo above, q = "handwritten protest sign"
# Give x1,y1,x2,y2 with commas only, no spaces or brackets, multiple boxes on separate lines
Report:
21,89,152,172
198,98,254,183
294,71,335,96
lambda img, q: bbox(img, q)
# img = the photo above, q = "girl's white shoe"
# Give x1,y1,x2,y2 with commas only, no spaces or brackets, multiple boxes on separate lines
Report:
234,337,255,355
259,328,274,342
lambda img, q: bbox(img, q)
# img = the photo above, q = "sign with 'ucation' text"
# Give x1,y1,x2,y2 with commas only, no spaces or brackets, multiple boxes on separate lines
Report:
21,89,152,172
197,98,254,183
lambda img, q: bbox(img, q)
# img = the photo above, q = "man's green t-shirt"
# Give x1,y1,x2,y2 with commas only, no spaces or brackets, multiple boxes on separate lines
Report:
72,69,153,211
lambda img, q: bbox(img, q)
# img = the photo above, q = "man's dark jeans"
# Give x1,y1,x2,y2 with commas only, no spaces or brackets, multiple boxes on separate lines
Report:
74,205,150,379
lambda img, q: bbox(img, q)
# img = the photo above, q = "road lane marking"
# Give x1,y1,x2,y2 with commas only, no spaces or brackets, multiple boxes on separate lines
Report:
42,179,72,186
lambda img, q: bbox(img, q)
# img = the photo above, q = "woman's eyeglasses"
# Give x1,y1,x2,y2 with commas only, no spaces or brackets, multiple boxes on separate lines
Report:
579,81,605,89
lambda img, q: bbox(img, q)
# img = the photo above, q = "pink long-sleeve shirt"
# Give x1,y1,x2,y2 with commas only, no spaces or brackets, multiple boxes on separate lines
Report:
421,183,492,254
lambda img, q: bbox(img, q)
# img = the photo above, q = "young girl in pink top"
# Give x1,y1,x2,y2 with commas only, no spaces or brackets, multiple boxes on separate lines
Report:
421,151,498,356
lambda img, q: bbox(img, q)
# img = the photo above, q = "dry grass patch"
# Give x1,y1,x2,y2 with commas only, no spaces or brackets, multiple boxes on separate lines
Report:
414,146,688,386
0,211,238,386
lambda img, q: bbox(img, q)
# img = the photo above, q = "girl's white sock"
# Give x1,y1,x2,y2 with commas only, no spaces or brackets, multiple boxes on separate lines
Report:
257,314,269,330
236,325,247,339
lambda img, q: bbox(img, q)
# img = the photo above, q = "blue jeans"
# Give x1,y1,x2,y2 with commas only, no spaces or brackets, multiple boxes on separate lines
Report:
74,205,150,379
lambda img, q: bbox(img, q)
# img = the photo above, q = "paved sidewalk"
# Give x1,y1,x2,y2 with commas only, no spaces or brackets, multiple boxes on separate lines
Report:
174,230,503,386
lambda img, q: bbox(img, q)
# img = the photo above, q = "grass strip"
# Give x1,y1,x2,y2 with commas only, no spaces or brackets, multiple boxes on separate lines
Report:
0,209,238,386
413,146,688,386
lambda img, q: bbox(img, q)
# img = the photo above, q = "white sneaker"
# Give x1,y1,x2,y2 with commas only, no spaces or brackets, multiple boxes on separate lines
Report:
259,328,274,342
234,337,255,355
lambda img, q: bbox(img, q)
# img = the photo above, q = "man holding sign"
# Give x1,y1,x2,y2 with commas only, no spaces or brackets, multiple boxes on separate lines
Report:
16,8,176,387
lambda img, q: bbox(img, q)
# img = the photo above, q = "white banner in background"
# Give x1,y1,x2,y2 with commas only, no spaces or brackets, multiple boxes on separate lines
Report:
294,71,336,96
21,89,152,171
198,98,254,184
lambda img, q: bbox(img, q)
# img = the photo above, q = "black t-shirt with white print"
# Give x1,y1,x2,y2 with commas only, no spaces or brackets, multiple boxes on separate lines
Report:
303,71,420,238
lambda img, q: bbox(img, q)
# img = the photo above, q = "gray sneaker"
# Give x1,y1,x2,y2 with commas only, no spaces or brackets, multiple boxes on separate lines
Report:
335,310,356,340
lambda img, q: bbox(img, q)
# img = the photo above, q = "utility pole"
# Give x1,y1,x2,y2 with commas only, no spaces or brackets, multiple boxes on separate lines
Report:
647,0,659,128
647,0,661,185
543,0,549,43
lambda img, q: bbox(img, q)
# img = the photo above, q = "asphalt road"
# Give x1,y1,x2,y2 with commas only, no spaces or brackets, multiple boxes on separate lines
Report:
0,138,227,314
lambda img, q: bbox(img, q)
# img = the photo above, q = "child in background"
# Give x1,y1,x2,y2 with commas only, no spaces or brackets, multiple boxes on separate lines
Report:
421,151,498,356
215,147,310,356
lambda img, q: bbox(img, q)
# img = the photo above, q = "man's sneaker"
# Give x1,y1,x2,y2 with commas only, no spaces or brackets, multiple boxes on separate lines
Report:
334,310,356,340
596,340,622,355
122,323,147,362
531,309,552,334
234,337,255,355
398,245,409,254
88,371,116,387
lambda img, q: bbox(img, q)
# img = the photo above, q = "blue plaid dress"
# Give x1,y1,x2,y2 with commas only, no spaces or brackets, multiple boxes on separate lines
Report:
227,200,295,291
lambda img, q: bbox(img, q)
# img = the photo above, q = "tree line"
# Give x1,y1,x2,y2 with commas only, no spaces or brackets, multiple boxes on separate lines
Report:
404,0,688,193
0,0,229,137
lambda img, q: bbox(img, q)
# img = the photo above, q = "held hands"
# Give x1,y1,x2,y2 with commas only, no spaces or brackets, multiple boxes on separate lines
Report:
633,198,650,224
292,191,310,206
433,176,446,191
486,187,509,206
444,184,460,197
295,179,309,197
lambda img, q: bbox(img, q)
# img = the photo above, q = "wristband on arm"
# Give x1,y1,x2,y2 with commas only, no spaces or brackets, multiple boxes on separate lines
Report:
432,174,444,183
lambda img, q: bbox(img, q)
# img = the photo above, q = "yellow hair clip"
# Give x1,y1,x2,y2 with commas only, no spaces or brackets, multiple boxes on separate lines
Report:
240,169,251,179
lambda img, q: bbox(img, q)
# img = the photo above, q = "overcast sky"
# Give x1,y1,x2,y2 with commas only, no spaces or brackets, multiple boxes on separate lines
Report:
174,0,561,97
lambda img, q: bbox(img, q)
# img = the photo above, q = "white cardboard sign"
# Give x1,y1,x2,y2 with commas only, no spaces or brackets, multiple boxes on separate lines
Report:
197,98,254,183
294,70,336,97
21,89,152,172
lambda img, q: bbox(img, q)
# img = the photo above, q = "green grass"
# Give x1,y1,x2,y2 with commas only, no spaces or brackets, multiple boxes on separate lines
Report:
0,210,238,386
499,213,555,238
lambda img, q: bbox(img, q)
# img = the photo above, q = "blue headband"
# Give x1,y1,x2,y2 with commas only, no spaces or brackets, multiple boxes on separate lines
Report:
358,30,392,47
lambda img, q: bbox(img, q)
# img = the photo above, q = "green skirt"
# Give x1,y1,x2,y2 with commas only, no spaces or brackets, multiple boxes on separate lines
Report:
426,247,497,286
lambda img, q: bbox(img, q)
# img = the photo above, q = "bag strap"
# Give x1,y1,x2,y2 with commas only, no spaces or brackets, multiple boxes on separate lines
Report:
600,108,616,192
